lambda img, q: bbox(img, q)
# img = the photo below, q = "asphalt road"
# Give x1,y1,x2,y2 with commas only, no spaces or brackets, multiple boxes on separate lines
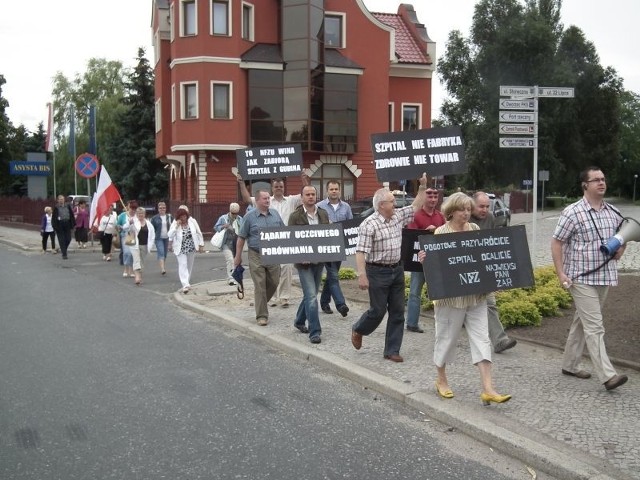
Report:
0,245,556,479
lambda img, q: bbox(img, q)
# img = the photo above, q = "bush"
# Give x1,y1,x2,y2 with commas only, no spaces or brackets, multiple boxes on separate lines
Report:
499,300,542,327
528,291,559,317
338,267,357,280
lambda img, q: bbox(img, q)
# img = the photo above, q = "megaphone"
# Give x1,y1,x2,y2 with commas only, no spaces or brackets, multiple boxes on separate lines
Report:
600,217,640,256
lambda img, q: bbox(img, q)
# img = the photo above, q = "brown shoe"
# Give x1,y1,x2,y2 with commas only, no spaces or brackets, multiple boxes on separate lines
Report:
604,374,628,391
351,330,362,350
384,354,404,363
562,369,592,379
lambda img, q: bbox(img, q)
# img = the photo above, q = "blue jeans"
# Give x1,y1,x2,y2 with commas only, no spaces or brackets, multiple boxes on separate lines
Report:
294,264,324,338
406,271,425,328
320,261,346,308
353,264,405,356
155,237,169,260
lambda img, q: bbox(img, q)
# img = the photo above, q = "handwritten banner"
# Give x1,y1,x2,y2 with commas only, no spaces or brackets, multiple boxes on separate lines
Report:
259,224,346,265
236,143,303,180
420,225,534,300
370,126,466,182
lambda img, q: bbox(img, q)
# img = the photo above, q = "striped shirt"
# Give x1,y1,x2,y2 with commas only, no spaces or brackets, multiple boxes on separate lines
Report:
356,205,415,264
552,198,623,286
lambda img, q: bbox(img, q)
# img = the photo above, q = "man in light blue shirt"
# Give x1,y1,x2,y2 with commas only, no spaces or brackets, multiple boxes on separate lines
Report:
316,180,353,317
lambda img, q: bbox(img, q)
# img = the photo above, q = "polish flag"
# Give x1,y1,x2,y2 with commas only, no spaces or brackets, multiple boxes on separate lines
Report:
90,166,121,227
45,103,54,152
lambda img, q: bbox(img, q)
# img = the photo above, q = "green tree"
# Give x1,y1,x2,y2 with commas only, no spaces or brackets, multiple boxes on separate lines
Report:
0,74,14,194
437,0,624,195
105,48,166,201
51,58,128,196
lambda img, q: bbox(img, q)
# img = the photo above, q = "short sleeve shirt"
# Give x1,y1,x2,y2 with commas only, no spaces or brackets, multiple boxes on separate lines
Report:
552,198,622,286
239,208,284,251
356,205,415,264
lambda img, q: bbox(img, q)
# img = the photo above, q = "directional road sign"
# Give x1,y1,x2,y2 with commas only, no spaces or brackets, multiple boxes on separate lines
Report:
500,86,535,97
499,123,537,135
499,138,537,148
499,98,537,110
537,87,574,98
499,111,537,123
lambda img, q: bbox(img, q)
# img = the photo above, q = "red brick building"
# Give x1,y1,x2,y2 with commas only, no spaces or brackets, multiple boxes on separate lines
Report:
151,0,434,203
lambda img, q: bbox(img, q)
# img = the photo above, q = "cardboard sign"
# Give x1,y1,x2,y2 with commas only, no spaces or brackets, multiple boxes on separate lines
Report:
338,217,365,256
401,229,433,272
420,225,534,300
259,224,346,265
370,126,466,182
236,144,303,180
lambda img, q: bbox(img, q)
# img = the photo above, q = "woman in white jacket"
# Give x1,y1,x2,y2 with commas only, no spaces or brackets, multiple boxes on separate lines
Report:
97,204,118,261
122,207,156,285
168,207,204,293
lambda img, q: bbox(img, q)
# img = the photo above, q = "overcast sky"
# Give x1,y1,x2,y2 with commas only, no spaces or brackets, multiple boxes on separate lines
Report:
1,0,638,131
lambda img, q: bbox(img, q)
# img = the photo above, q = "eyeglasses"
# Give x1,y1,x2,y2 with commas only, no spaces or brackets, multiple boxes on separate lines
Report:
585,177,606,183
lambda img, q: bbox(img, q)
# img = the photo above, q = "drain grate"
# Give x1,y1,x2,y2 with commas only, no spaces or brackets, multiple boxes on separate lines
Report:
15,428,40,449
65,423,89,441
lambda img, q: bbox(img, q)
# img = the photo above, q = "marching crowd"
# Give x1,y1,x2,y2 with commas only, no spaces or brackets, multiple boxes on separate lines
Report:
41,165,629,403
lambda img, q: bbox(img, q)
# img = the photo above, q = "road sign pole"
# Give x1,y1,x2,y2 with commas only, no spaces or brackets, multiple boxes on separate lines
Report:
531,86,539,267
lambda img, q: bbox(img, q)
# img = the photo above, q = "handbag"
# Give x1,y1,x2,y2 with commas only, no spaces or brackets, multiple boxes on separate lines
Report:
125,230,137,246
112,232,121,249
210,229,226,250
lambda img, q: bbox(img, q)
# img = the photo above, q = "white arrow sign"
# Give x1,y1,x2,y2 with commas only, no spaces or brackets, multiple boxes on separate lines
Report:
499,111,537,123
499,123,537,135
499,98,537,110
500,85,535,97
537,87,575,98
499,138,537,148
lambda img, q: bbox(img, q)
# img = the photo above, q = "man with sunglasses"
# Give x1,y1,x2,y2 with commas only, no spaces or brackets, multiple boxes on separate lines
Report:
405,187,445,333
551,166,628,391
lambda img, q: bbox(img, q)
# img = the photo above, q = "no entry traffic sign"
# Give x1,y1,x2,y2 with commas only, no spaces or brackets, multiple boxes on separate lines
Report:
75,153,100,179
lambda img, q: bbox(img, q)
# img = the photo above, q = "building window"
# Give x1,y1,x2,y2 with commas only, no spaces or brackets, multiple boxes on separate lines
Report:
170,4,175,42
242,2,254,41
309,164,355,201
324,13,344,48
402,104,420,131
155,98,162,133
212,0,230,36
181,82,198,119
181,0,197,36
211,82,232,119
171,84,176,122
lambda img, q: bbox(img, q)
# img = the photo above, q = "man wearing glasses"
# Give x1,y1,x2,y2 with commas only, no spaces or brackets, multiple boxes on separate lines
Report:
405,187,446,333
351,175,428,362
551,166,628,391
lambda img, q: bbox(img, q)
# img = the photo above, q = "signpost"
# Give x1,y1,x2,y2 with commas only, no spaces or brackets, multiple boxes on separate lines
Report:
498,85,574,265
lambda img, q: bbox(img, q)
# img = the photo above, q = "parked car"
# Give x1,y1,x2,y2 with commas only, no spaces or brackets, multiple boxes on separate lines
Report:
489,197,511,227
350,193,415,216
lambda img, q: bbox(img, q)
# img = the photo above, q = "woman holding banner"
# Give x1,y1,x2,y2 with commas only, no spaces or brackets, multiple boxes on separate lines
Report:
422,192,511,406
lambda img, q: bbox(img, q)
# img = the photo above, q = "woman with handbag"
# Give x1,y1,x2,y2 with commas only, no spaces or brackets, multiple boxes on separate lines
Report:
168,207,204,293
214,202,243,285
97,204,118,261
122,207,156,286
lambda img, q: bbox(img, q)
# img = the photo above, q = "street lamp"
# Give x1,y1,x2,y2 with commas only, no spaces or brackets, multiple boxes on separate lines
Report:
634,174,638,203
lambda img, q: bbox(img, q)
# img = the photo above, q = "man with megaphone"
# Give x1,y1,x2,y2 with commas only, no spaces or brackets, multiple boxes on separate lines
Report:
551,166,629,391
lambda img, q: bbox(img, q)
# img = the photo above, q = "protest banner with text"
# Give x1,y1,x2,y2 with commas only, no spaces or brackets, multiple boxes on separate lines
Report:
419,225,534,300
401,228,433,272
259,224,346,265
370,126,466,182
338,217,365,256
236,143,303,180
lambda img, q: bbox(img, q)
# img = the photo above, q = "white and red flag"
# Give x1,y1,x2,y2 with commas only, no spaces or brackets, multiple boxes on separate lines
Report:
90,166,121,227
45,103,54,152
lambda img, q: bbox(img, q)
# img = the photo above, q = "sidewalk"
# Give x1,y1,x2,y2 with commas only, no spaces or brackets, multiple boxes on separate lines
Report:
1,222,639,479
